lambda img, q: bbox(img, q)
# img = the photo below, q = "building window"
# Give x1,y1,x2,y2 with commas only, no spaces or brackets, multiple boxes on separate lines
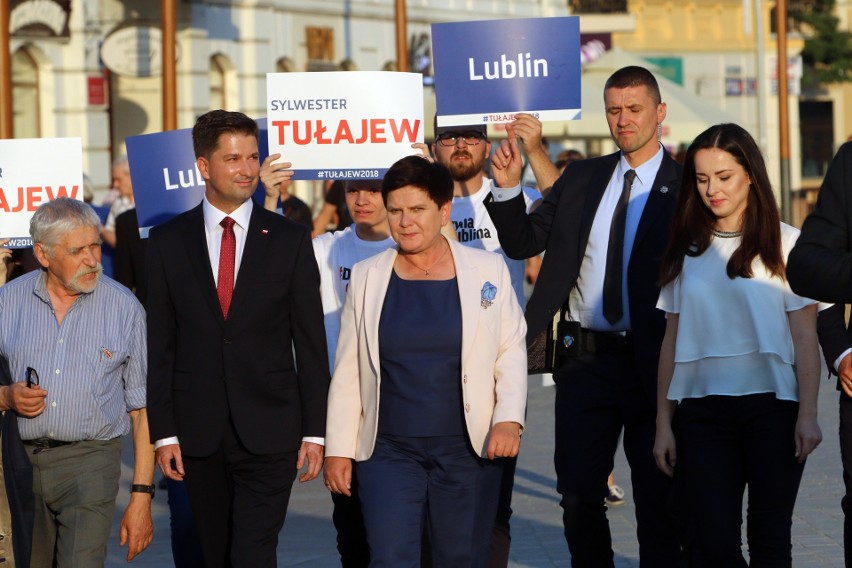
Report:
210,55,227,110
799,100,834,179
306,27,337,71
12,47,40,138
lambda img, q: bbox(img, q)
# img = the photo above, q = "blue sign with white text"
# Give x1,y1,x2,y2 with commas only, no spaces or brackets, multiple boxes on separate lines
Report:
431,17,581,127
126,120,269,235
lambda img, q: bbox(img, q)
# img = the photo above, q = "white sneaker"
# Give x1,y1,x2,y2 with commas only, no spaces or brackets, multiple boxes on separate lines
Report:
605,484,625,506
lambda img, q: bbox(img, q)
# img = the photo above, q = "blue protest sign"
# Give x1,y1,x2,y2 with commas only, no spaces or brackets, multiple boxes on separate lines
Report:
431,17,581,127
126,119,269,236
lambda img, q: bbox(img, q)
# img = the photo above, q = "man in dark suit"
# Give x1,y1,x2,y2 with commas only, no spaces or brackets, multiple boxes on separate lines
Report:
484,66,681,566
146,110,330,568
114,208,147,305
788,141,852,566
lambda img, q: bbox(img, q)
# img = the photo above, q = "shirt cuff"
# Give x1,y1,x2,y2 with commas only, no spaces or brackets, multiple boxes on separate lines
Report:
154,436,180,450
302,436,325,446
490,184,522,202
835,349,852,374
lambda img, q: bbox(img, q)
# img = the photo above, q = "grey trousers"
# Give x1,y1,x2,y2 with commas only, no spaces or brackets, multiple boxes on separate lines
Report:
26,438,122,568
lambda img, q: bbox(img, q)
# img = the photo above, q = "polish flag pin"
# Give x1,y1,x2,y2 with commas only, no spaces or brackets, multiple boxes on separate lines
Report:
261,229,268,235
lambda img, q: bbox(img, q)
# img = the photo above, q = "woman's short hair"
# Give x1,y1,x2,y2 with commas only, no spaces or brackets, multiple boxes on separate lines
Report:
381,156,454,207
30,197,101,252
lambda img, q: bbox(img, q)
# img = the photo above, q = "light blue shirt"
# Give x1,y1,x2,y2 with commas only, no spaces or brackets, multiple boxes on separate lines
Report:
570,147,664,331
0,270,146,441
491,145,665,331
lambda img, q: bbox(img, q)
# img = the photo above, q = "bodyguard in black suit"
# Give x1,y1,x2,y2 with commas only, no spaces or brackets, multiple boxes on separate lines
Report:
789,141,852,566
485,67,680,566
146,110,330,568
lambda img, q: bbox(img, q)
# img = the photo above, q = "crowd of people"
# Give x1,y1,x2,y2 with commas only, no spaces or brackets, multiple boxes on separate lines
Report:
0,63,851,568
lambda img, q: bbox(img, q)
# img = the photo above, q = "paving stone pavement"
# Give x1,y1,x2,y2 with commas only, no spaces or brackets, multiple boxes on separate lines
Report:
105,373,846,567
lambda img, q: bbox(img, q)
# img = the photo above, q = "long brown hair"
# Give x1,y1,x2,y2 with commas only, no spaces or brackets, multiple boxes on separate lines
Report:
659,123,784,286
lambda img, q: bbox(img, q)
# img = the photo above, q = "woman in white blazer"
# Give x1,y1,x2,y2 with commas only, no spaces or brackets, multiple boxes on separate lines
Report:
324,156,527,567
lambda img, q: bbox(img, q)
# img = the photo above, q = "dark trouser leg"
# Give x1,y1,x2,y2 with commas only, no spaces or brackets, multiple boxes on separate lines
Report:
426,436,502,568
677,396,748,568
621,391,679,566
840,392,852,567
553,356,623,568
742,395,805,567
357,435,428,568
167,477,206,568
331,467,370,567
488,455,516,568
183,420,298,568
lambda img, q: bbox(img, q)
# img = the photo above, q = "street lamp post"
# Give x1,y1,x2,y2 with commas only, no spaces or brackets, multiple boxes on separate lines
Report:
395,0,408,72
1,0,13,138
162,0,177,131
776,0,792,223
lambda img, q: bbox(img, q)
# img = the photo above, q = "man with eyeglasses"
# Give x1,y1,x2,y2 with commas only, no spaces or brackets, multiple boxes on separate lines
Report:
0,197,154,567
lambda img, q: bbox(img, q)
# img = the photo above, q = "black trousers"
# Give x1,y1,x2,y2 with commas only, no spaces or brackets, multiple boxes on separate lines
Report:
677,394,805,567
840,391,852,567
182,420,298,568
553,352,678,568
331,467,370,567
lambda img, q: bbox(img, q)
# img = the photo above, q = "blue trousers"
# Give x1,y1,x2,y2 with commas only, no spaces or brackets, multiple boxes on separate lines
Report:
357,434,502,568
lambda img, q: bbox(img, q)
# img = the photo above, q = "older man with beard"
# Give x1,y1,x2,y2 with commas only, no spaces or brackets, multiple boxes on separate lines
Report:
0,197,154,567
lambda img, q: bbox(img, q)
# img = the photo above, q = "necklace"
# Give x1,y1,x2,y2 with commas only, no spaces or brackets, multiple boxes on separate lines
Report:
713,228,743,238
400,239,449,276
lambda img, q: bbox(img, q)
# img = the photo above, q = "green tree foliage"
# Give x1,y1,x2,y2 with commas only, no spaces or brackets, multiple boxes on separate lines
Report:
790,0,852,85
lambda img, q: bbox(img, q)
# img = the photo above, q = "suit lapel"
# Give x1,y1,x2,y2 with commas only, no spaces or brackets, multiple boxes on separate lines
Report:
452,241,480,366
633,155,678,249
577,153,621,259
229,205,269,319
184,205,224,323
364,249,396,377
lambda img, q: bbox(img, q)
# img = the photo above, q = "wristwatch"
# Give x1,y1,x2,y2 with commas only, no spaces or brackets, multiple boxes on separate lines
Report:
130,484,156,497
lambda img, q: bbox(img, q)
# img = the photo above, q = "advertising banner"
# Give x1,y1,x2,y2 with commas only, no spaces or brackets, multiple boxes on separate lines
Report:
266,71,424,180
0,138,83,247
431,17,581,127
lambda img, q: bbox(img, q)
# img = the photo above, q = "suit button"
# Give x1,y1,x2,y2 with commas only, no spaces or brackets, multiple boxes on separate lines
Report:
464,403,471,413
223,337,232,344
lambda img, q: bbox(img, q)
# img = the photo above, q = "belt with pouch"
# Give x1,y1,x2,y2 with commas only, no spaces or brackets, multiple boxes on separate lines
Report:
579,328,633,355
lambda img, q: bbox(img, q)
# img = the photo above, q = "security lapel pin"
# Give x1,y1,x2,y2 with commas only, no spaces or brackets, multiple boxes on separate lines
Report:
659,186,669,194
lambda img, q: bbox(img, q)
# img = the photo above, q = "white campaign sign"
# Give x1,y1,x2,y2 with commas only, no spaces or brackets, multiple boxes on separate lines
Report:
0,138,83,247
266,71,424,180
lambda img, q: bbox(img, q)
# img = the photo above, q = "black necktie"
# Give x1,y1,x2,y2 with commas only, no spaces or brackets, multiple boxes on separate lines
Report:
603,169,636,325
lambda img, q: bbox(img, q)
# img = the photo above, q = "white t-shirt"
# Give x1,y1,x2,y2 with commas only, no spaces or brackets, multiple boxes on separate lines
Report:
451,177,540,304
313,225,396,372
657,223,817,402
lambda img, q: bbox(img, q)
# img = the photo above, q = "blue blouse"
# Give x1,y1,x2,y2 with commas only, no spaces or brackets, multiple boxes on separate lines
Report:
377,271,464,437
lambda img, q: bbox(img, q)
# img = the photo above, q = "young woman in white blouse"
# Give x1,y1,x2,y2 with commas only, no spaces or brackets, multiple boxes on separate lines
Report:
653,123,822,567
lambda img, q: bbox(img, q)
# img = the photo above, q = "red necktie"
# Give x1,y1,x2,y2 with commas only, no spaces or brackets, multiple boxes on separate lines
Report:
217,217,236,319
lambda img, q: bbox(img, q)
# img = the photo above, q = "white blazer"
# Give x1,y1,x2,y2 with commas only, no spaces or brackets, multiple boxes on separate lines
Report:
326,239,528,461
